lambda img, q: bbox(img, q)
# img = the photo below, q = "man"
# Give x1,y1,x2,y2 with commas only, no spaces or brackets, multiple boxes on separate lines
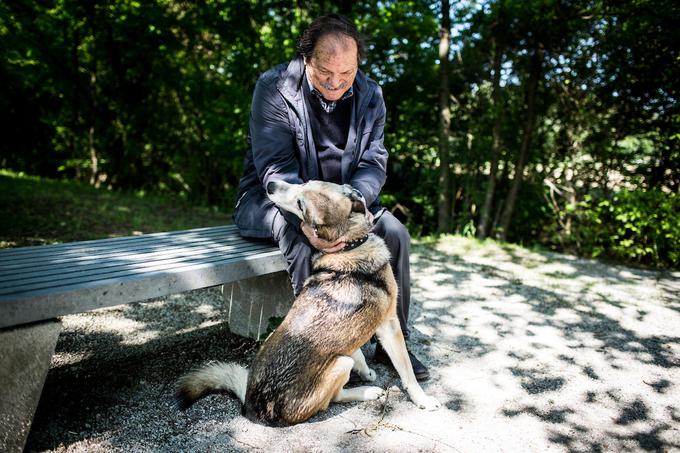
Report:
233,14,429,381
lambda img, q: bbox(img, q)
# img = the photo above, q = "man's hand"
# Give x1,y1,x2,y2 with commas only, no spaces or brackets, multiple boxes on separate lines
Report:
301,222,345,253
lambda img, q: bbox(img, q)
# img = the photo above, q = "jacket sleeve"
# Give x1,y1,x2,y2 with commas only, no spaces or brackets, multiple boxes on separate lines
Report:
349,89,388,207
249,74,304,190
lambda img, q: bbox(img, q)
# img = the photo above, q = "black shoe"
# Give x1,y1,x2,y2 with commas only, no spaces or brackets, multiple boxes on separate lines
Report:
348,370,362,384
374,343,430,381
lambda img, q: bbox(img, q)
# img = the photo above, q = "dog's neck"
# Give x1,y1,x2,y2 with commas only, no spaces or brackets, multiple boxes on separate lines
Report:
341,234,370,251
312,215,391,272
342,212,372,241
317,212,372,253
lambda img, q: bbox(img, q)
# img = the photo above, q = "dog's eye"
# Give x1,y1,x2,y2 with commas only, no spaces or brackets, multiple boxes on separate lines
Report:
297,199,303,211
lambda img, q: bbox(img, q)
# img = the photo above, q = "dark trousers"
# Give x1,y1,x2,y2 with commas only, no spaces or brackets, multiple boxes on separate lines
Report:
271,209,412,339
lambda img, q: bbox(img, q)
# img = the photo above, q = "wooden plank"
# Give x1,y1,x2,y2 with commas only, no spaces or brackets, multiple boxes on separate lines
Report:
0,225,289,329
0,225,238,262
0,232,245,268
0,224,236,254
0,236,269,282
0,242,273,293
0,249,287,329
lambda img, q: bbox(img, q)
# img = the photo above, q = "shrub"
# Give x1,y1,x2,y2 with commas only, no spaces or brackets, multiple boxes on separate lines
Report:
570,189,680,269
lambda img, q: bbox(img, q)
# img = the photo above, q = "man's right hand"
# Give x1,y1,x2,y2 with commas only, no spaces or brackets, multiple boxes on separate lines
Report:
301,222,345,253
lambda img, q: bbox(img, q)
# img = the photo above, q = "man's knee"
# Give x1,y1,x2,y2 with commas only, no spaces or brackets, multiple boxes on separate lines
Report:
375,212,410,249
271,210,313,295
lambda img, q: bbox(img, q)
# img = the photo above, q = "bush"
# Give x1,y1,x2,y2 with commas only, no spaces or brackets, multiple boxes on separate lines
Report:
569,190,680,269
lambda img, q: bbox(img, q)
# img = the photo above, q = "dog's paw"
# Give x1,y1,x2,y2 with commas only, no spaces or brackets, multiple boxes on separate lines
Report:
360,367,377,382
414,395,441,411
363,386,385,400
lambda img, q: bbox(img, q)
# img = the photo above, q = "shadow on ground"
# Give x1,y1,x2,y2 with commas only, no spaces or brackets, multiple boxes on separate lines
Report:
25,237,680,452
408,237,680,452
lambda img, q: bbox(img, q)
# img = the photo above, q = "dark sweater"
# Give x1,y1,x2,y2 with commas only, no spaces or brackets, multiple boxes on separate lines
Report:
302,76,353,184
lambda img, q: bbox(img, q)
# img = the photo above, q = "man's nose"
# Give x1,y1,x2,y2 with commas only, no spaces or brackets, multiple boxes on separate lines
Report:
329,74,342,88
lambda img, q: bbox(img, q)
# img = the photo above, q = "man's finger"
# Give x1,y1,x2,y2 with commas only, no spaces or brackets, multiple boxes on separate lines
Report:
322,242,346,253
302,222,345,251
301,222,317,238
366,210,375,224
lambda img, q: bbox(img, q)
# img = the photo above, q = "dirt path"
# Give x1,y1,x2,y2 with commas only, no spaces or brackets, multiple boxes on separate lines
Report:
26,236,680,452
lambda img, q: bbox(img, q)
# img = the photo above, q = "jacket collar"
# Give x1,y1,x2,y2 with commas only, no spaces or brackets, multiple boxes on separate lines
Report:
277,56,373,117
276,56,376,184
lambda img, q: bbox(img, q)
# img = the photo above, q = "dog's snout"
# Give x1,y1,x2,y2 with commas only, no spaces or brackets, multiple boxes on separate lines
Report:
266,182,277,195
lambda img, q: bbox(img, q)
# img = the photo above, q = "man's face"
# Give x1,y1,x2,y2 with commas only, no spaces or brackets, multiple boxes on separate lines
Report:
305,35,358,102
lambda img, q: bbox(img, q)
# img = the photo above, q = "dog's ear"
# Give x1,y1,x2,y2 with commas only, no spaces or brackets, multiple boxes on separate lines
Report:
298,199,319,231
344,185,369,218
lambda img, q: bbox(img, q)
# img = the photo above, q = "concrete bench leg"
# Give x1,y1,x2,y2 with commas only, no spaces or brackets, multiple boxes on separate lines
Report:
0,319,62,453
222,271,294,340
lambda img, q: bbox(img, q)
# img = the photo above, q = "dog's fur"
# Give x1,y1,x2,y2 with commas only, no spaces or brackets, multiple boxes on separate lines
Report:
176,180,439,426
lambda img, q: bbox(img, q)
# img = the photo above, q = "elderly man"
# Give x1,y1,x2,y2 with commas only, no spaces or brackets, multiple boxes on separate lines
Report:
233,14,429,381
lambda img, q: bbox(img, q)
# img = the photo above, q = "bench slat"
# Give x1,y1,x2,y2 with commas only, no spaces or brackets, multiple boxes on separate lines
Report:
0,249,287,328
0,232,262,275
0,225,238,260
0,226,288,329
0,229,245,268
0,242,271,292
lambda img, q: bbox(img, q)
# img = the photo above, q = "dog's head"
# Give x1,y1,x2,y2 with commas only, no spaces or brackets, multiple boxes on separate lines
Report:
267,180,371,243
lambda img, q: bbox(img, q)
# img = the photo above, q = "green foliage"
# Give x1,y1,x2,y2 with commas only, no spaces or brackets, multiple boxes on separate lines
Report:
0,0,320,210
565,190,680,269
1,0,678,270
0,170,232,248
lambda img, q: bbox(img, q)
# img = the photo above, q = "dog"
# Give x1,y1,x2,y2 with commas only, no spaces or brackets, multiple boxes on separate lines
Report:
175,180,440,426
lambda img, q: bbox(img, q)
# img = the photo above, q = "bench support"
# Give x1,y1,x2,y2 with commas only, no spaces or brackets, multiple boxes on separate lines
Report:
0,319,62,453
223,271,294,340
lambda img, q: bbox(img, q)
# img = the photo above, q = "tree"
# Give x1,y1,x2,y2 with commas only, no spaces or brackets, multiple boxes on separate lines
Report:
498,39,544,240
478,0,507,239
437,0,453,233
2,0,678,267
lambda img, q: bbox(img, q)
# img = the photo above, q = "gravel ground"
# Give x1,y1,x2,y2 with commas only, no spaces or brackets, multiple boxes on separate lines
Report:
25,236,680,452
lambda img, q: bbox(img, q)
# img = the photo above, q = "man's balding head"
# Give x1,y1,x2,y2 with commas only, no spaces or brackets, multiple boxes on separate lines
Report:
297,14,365,65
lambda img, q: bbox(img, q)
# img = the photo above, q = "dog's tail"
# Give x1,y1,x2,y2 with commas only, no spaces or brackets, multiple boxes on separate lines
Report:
175,362,248,409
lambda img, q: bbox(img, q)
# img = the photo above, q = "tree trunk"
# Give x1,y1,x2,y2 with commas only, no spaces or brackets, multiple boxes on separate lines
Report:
70,27,81,168
492,159,509,234
647,144,671,190
478,32,504,239
437,0,452,233
88,71,98,185
499,42,544,241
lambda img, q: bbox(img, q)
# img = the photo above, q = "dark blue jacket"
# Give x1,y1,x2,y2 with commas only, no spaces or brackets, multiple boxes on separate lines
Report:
234,56,388,238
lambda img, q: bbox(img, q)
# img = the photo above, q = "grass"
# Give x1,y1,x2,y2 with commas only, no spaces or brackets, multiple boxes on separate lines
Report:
0,170,233,248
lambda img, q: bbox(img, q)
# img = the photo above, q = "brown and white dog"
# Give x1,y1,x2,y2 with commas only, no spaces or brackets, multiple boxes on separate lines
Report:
176,180,439,426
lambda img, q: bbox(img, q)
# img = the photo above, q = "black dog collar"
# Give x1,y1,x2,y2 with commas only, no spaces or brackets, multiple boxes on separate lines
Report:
342,234,369,252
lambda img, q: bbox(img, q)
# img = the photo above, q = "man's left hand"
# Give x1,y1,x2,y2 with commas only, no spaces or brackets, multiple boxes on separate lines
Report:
301,222,346,253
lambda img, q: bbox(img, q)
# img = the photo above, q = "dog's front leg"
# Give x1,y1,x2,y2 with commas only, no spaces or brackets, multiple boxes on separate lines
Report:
375,317,440,410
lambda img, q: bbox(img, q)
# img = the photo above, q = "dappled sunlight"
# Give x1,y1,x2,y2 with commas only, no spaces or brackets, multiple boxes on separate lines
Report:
193,302,221,318
50,287,232,373
1,224,286,340
406,235,680,452
27,234,680,452
51,351,93,368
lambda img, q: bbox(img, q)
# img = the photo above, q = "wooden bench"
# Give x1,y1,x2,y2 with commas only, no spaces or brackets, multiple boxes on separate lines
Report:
0,225,290,452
